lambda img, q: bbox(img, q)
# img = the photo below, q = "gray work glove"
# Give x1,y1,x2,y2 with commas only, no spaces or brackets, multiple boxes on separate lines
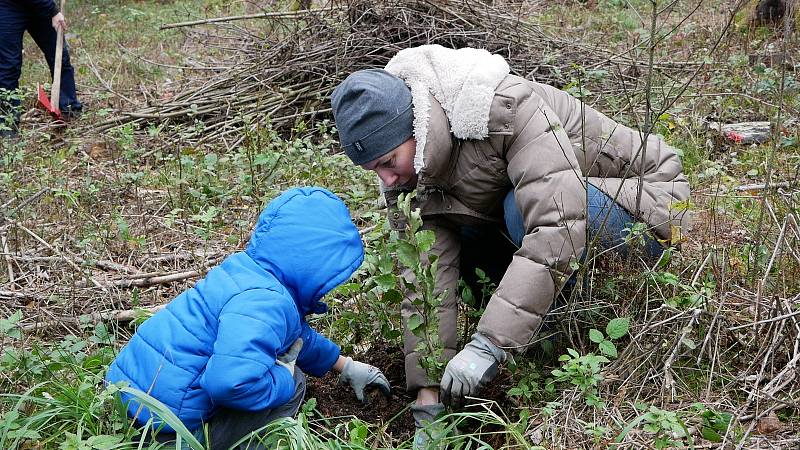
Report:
412,403,447,450
338,357,392,403
440,333,507,407
275,338,303,376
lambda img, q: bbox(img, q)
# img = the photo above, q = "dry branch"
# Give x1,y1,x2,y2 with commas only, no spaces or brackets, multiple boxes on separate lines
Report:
159,7,341,29
21,304,167,332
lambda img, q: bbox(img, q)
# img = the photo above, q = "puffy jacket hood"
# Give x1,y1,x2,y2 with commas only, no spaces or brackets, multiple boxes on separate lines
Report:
385,44,510,173
245,187,364,315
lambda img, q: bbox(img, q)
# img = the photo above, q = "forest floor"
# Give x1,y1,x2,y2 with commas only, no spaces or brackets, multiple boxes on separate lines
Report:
1,0,799,448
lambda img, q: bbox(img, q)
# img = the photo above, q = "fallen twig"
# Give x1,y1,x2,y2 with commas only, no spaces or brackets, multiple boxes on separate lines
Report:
159,7,337,30
21,304,167,332
735,181,796,192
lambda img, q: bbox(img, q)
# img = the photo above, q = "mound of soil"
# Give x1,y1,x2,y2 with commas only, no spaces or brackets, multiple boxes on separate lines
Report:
305,341,519,446
306,342,416,442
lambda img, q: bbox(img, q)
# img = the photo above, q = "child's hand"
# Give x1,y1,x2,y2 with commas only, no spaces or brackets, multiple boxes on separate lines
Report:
276,338,304,375
338,357,391,403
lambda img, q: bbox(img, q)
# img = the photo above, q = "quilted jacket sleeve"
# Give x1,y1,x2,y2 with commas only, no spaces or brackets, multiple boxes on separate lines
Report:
200,289,299,411
295,321,340,377
477,90,587,350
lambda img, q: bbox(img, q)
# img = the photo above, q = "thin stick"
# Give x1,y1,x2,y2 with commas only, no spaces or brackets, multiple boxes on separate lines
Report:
95,268,204,288
0,188,48,225
159,8,335,30
729,294,800,331
1,232,13,287
753,215,789,332
663,308,702,400
736,181,795,191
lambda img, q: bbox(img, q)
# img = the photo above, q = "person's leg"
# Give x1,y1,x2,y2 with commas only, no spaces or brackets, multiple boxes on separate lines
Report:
503,186,663,260
25,13,82,116
0,4,26,134
459,224,516,299
502,189,525,248
206,369,307,450
585,183,663,259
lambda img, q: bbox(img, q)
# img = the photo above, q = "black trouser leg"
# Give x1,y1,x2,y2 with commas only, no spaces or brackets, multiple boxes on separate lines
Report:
25,9,82,114
0,4,25,132
206,369,307,450
150,369,307,450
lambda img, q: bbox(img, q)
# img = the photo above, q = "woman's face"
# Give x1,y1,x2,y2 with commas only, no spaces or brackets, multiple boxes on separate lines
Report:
361,138,417,188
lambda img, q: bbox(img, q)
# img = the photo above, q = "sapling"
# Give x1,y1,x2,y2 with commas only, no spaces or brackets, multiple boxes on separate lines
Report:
395,192,446,381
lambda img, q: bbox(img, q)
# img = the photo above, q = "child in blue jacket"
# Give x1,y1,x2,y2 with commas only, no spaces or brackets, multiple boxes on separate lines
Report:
106,187,391,449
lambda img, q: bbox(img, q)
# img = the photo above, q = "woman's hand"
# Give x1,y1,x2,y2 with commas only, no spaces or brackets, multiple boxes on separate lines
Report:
51,12,67,32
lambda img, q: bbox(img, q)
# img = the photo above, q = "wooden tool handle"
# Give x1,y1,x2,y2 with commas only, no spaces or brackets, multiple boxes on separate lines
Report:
50,0,66,112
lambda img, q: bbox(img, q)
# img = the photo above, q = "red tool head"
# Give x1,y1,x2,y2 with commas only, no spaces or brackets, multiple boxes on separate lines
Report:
37,83,62,120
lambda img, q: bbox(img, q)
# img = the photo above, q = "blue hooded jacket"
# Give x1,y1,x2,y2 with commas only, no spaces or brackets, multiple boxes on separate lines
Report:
105,187,364,431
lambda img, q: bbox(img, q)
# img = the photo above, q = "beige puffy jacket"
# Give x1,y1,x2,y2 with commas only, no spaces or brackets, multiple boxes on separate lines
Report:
383,46,690,389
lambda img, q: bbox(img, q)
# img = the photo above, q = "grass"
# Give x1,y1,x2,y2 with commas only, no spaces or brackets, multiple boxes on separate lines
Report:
2,0,799,448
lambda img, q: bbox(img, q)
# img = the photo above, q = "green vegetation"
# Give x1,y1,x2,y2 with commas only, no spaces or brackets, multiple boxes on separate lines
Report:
395,192,445,381
1,0,798,448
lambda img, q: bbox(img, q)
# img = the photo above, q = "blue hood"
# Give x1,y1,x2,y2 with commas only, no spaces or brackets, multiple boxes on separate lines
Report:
245,187,364,315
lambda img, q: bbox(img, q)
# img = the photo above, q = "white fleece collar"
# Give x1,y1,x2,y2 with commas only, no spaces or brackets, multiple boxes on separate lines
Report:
385,45,510,173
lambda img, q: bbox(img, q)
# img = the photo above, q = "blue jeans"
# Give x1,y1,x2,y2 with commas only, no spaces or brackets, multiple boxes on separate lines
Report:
503,183,663,258
0,2,82,127
460,184,662,295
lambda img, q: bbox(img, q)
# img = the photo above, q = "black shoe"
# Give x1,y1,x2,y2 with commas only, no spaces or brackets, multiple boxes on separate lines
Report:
62,105,83,121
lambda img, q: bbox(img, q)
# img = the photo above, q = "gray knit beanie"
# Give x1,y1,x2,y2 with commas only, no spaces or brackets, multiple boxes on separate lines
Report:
331,69,414,165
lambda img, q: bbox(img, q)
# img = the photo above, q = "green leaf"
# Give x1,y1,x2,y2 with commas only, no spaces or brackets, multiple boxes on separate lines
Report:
460,282,475,306
348,419,368,444
378,253,395,274
0,310,23,339
407,313,423,332
606,317,630,340
508,387,523,396
373,273,397,290
589,329,604,343
395,241,419,268
382,289,403,305
656,271,680,285
415,230,436,253
700,427,722,442
599,340,618,358
87,434,124,449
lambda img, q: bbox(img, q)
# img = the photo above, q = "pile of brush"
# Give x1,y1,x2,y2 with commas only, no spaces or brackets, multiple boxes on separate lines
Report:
96,0,638,148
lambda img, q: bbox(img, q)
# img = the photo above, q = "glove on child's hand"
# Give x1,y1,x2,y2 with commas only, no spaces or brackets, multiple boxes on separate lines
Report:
338,357,392,403
276,337,303,376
